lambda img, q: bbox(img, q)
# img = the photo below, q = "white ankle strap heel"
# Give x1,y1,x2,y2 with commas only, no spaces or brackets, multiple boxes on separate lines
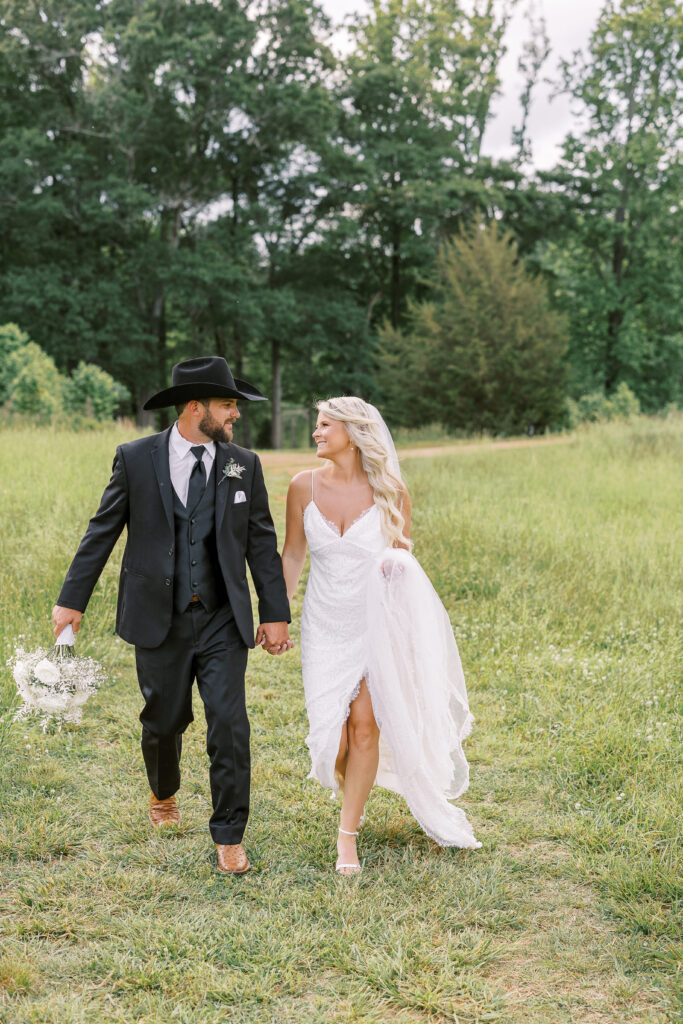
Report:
336,827,362,874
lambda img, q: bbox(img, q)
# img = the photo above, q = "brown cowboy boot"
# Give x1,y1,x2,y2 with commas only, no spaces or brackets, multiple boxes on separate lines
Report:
149,791,181,828
215,843,250,875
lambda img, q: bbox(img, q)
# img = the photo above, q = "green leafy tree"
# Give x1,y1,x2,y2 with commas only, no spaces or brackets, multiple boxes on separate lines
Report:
89,0,263,414
239,0,338,446
5,341,65,416
64,361,130,420
170,220,268,446
97,0,340,436
541,0,683,407
0,0,154,404
287,245,379,405
567,381,641,426
0,323,30,403
378,220,568,433
337,0,513,329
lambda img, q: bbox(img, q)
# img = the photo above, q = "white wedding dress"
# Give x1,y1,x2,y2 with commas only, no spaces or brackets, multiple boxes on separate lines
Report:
300,479,480,849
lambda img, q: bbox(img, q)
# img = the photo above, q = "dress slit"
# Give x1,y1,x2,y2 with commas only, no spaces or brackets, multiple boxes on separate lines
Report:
328,675,364,794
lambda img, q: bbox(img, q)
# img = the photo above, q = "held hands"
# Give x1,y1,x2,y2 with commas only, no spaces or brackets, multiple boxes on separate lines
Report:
255,622,294,656
52,605,83,638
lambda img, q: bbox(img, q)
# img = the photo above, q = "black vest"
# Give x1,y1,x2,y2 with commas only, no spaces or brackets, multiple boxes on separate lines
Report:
172,466,228,613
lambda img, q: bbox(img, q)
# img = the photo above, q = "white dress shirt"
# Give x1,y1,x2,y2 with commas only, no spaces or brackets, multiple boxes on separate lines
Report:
169,421,216,507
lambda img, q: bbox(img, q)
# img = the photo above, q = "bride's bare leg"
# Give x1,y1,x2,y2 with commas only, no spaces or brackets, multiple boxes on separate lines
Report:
334,721,349,788
337,680,379,873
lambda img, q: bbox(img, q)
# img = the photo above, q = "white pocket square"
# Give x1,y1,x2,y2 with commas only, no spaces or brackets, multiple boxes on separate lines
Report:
233,490,247,504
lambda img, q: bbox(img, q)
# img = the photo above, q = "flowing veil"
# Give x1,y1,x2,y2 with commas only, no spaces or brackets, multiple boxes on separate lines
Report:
365,403,402,481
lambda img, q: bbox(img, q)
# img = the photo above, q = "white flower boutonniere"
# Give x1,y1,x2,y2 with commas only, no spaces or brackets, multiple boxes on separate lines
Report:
220,458,246,484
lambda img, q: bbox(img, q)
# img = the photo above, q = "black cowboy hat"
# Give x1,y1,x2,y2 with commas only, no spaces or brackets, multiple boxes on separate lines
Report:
143,356,266,410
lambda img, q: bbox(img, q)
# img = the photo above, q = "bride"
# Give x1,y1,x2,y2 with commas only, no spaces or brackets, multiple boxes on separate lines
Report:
282,397,480,874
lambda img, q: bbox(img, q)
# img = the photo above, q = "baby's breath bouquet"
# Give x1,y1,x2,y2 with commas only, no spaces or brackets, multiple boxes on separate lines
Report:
10,626,104,729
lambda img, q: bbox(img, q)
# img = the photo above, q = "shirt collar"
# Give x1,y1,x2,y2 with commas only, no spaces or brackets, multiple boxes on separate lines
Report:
171,421,216,461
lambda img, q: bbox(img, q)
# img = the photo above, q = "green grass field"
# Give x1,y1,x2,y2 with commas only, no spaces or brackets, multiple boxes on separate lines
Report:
0,417,681,1024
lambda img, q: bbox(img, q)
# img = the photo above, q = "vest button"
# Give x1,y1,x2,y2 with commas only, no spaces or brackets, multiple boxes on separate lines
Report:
191,560,197,566
164,578,171,586
191,518,197,524
190,539,196,544
168,547,174,556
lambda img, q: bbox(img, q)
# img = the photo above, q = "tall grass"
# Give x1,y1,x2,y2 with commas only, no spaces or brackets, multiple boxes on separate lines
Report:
0,416,681,1023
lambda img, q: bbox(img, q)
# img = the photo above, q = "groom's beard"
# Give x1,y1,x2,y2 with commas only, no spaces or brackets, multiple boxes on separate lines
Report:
199,410,234,444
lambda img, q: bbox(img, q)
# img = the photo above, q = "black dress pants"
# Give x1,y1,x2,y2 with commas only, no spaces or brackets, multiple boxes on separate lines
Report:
134,601,250,845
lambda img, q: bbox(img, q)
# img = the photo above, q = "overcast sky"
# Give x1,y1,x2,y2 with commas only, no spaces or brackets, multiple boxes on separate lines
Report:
320,0,602,169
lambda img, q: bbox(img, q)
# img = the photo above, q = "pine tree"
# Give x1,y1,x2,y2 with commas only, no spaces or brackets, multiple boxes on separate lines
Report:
379,220,569,434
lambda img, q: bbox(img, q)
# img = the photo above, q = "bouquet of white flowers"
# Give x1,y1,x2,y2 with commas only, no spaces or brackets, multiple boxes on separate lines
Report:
10,626,104,729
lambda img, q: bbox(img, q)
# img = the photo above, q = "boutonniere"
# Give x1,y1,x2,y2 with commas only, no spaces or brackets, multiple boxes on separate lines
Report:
219,457,246,484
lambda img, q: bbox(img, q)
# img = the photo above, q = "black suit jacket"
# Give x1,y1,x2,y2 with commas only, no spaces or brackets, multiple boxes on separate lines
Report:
57,428,290,649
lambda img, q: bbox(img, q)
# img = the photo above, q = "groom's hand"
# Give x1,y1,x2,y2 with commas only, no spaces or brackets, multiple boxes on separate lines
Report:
255,622,293,656
52,605,83,638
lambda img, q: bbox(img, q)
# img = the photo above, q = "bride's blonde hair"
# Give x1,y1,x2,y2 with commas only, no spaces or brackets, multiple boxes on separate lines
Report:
316,396,412,550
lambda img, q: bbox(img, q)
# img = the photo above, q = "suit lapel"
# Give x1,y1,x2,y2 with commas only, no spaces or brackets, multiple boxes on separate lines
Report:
151,426,175,533
215,442,234,532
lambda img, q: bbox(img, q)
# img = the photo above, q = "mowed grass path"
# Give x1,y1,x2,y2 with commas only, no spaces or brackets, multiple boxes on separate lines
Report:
0,419,681,1024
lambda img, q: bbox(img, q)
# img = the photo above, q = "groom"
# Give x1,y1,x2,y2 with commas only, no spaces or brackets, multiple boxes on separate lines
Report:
52,356,292,875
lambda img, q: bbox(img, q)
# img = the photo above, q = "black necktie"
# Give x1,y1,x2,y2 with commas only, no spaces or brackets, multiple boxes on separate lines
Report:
186,445,206,509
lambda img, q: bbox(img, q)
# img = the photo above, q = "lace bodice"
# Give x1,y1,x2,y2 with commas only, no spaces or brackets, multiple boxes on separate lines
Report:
301,497,385,654
304,499,385,561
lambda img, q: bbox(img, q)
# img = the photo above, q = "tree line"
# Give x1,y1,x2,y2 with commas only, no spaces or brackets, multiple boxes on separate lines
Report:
0,0,680,444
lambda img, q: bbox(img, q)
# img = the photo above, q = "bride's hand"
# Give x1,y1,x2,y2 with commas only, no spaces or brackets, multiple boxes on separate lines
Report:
255,622,295,655
381,561,405,580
